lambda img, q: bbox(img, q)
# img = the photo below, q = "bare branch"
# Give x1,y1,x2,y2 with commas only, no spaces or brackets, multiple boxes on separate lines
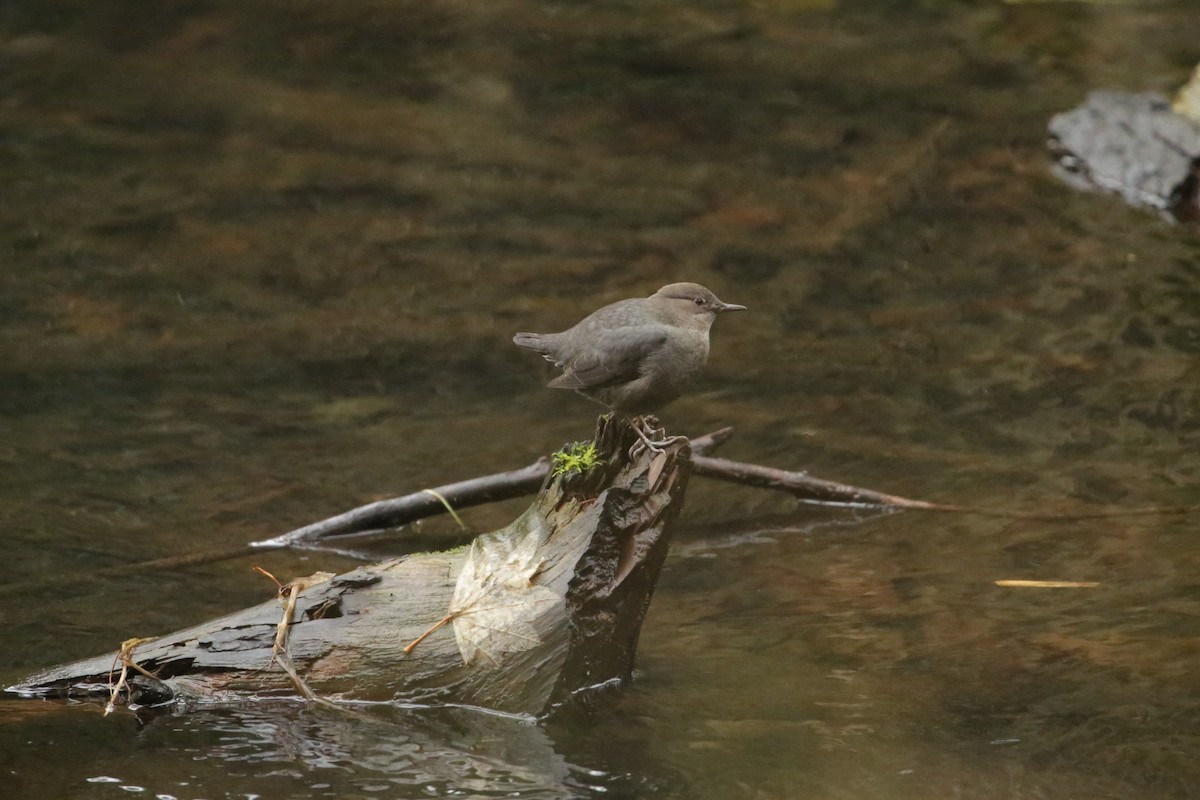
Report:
250,426,737,548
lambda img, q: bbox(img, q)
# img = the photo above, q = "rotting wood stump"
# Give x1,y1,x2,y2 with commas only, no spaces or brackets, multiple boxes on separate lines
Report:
6,415,691,716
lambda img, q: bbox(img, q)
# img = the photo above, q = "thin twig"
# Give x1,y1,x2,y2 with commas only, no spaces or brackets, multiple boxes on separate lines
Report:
256,569,334,703
403,614,455,656
104,637,158,715
691,454,949,509
690,453,1200,521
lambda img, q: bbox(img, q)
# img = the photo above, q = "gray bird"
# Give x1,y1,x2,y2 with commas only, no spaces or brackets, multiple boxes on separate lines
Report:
513,282,746,415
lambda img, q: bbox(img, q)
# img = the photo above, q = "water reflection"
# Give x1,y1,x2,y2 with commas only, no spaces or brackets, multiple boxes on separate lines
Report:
0,699,682,799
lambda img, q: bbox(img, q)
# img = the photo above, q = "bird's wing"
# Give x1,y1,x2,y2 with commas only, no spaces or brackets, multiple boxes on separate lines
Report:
547,326,668,390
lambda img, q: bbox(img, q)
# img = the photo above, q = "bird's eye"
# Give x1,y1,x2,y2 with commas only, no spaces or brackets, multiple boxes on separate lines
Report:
693,297,705,306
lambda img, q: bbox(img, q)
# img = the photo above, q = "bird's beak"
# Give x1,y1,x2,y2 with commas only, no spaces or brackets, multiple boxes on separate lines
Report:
717,301,747,312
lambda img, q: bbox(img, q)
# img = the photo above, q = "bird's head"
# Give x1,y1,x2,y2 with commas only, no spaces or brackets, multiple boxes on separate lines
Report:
650,283,747,328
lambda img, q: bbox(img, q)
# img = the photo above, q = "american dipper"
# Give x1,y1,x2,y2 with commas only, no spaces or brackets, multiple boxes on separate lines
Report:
512,282,746,415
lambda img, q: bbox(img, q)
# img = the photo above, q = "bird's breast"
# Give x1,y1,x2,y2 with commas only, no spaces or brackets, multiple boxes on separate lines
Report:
643,330,708,384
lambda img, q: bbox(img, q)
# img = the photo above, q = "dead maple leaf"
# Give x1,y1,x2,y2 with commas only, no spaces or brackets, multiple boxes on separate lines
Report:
449,520,560,668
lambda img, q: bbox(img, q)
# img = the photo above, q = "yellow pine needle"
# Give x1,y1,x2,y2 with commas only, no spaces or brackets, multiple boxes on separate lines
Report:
994,579,1100,588
423,488,467,530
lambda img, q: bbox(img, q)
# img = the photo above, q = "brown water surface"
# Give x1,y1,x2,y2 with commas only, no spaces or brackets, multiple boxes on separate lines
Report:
2,1,1199,798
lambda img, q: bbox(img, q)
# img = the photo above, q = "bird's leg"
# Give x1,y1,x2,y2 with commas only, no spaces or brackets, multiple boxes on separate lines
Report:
629,421,655,459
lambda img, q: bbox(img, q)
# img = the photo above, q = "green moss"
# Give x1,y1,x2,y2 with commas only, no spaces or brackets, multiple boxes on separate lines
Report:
551,440,600,476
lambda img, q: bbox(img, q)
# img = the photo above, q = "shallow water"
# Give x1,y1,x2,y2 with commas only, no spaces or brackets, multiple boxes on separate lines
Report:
2,0,1199,798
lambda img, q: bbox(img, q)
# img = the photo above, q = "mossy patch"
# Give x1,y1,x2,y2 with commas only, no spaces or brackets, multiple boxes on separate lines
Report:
551,440,599,476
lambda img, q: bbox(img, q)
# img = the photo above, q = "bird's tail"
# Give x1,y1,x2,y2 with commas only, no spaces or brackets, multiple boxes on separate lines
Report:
513,332,553,354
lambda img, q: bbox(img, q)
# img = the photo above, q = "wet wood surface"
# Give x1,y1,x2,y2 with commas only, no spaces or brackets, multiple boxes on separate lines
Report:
9,415,692,716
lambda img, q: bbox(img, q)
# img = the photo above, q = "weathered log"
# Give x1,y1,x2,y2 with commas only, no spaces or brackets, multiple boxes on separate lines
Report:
6,415,691,716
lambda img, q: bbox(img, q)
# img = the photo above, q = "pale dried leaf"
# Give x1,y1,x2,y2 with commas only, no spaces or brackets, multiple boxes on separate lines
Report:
1175,64,1200,125
451,519,561,667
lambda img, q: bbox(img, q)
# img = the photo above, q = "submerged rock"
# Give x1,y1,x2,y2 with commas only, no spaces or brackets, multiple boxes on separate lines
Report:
1048,90,1200,220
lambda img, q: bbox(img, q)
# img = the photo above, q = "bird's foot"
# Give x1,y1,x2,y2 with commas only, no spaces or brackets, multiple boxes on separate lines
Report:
629,416,688,459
